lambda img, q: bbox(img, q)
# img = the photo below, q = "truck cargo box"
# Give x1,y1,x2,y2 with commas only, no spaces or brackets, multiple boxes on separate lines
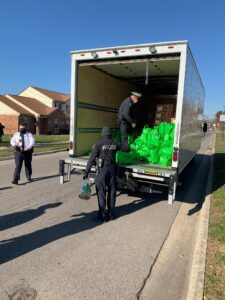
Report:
60,41,204,204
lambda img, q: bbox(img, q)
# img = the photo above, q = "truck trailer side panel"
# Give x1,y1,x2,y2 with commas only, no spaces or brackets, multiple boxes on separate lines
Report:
177,48,204,172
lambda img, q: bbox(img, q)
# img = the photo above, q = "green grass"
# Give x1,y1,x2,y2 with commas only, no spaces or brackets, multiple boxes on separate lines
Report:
204,133,225,300
33,144,68,153
0,144,68,158
0,135,69,158
1,134,69,145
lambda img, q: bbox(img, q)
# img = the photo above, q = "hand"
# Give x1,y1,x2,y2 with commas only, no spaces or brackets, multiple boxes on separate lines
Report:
24,147,28,151
83,174,88,180
132,123,136,129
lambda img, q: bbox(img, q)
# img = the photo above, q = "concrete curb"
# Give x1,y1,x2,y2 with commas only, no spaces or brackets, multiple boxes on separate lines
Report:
186,137,215,299
0,150,68,161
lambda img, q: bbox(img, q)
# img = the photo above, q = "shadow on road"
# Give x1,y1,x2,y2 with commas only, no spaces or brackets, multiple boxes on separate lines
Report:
0,186,13,191
0,195,163,265
0,202,62,231
0,135,221,265
32,174,59,182
176,152,215,216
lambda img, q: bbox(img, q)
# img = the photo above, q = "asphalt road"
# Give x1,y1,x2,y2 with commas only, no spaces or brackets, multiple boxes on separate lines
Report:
0,134,213,300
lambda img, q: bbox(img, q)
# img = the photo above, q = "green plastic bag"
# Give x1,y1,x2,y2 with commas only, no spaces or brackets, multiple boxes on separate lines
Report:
150,151,159,164
158,122,166,136
116,151,135,165
159,156,172,166
79,181,92,200
116,122,175,167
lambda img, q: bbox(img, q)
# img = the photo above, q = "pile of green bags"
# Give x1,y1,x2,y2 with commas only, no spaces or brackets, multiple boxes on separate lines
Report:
116,122,175,167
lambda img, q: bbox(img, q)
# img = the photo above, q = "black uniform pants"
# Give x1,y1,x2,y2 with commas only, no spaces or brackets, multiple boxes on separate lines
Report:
119,120,131,146
95,165,117,218
13,150,32,181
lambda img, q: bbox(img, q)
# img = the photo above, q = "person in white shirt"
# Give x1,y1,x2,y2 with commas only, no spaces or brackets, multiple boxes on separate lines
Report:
10,123,35,184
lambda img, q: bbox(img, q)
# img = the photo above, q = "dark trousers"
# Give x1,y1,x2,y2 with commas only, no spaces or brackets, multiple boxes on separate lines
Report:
120,121,130,146
13,150,32,181
95,165,117,219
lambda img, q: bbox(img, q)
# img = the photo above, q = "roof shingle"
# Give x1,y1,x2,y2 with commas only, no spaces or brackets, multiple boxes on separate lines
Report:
31,86,70,103
0,95,33,115
6,95,58,116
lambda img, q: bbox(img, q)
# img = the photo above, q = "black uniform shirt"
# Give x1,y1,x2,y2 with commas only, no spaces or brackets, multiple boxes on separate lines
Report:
85,137,130,174
118,97,134,124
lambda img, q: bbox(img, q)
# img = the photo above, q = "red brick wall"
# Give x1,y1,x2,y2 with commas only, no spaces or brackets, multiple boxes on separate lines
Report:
0,115,19,134
19,116,36,134
47,111,68,134
38,118,48,134
0,111,69,135
0,115,36,134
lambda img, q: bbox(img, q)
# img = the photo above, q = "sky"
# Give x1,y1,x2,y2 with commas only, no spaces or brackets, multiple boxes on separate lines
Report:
0,0,225,117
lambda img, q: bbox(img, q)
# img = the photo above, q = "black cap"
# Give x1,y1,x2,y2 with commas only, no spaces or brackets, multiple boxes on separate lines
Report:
101,126,111,136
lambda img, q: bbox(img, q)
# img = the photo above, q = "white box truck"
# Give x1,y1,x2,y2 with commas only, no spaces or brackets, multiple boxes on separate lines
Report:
60,40,204,204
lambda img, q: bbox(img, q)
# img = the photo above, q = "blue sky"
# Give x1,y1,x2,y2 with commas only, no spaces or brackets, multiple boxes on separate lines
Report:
0,0,224,116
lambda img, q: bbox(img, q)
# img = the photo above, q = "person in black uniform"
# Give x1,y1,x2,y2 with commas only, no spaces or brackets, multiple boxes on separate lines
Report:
10,123,35,184
83,126,130,222
0,122,5,143
118,91,142,146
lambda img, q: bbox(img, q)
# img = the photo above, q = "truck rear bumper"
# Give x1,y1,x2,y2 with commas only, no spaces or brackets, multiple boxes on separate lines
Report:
59,157,178,204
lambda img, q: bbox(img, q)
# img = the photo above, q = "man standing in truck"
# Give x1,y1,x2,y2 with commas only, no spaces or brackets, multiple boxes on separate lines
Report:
83,126,130,222
118,91,142,146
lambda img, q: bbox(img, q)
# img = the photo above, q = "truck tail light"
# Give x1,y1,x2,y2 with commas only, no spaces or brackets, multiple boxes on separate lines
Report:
173,148,178,162
69,141,73,150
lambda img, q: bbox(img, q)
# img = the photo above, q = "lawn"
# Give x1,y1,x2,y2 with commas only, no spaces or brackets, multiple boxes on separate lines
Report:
1,134,69,144
0,135,69,158
204,133,225,300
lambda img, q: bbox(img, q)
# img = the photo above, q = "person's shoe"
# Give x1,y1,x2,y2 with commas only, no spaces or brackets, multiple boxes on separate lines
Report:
97,213,107,223
108,214,116,221
11,180,18,185
27,177,32,183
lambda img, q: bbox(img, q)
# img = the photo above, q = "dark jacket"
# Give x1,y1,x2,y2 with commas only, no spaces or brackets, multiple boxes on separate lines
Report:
118,97,134,125
203,122,208,132
85,137,130,175
0,124,5,135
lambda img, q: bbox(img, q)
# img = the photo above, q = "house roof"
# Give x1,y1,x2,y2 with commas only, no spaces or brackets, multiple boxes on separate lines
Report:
0,95,33,115
31,86,70,103
7,95,58,116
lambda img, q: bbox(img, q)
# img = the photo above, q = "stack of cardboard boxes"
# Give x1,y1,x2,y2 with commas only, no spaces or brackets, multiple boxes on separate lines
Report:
154,104,175,125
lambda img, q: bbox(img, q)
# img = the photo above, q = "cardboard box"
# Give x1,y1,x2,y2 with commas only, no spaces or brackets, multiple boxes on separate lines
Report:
154,104,175,124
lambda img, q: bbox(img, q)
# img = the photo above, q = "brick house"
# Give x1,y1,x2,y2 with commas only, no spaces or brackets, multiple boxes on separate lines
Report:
4,95,67,134
0,95,35,134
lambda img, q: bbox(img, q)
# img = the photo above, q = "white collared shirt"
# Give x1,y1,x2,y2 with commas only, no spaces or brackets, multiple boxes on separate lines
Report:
10,131,35,149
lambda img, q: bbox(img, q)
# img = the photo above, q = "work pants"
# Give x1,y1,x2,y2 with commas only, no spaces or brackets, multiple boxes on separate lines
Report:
119,120,131,147
13,150,32,181
95,165,117,219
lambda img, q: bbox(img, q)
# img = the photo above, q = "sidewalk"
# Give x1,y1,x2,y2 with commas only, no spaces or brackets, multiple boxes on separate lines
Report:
140,134,215,300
